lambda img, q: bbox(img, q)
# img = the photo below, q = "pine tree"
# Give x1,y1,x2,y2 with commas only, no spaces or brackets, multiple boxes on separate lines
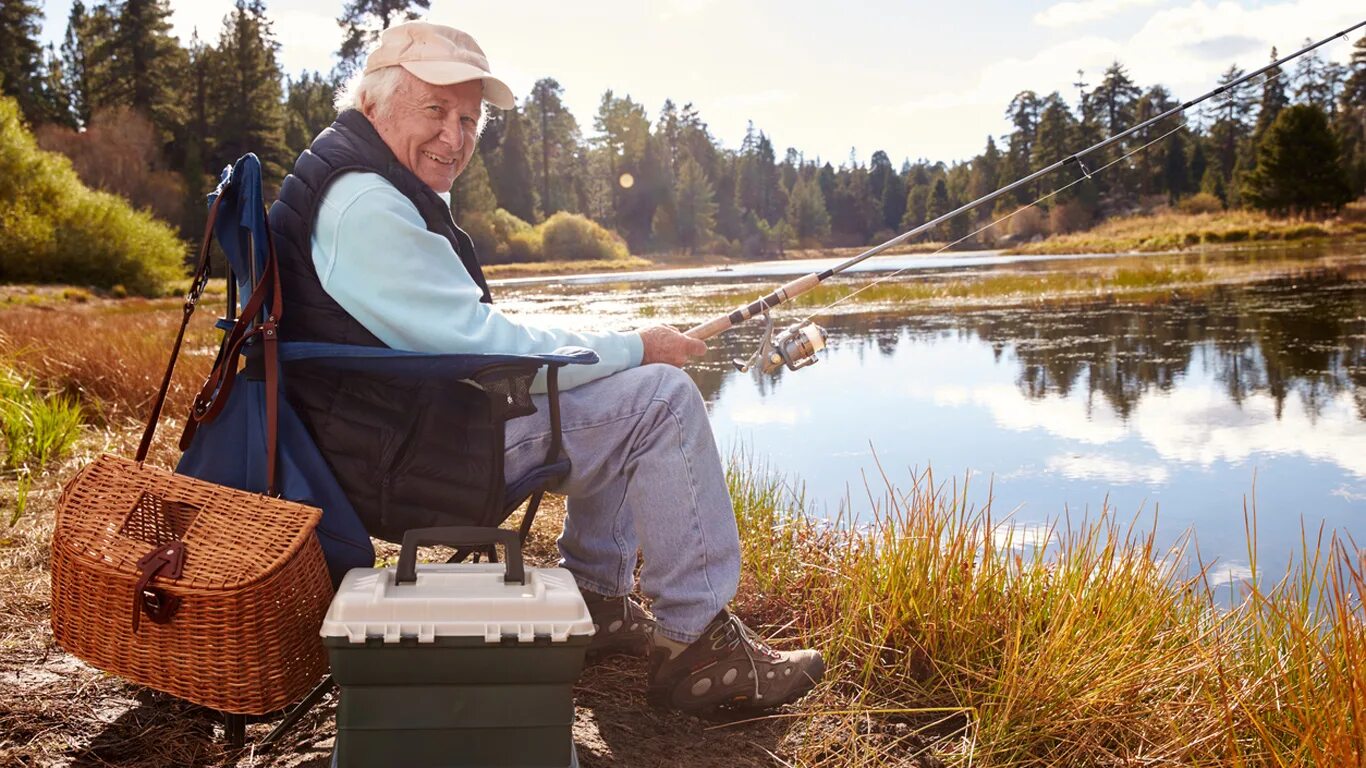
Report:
1090,61,1142,134
336,0,430,77
525,78,582,217
488,104,539,223
59,0,96,127
450,151,497,221
970,137,1002,215
1132,85,1178,198
783,171,831,245
880,164,906,232
1337,33,1366,195
1003,91,1041,207
737,128,783,225
670,156,717,252
926,176,952,237
0,0,49,125
1162,128,1191,202
207,0,290,181
1031,93,1076,170
1243,104,1351,217
1253,47,1289,143
98,0,187,139
1208,65,1255,202
1293,39,1331,110
284,70,337,151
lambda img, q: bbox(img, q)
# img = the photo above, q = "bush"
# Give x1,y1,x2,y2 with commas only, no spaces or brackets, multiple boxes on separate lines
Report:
1048,201,1091,235
35,106,186,226
1009,207,1048,241
1178,193,1224,215
503,230,543,262
0,96,185,295
459,208,536,264
537,212,630,262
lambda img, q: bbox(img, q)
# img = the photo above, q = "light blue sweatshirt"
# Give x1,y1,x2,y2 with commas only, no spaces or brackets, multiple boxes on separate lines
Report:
310,171,644,392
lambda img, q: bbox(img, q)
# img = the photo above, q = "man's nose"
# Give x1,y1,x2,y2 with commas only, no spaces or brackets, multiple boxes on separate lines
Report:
440,116,465,149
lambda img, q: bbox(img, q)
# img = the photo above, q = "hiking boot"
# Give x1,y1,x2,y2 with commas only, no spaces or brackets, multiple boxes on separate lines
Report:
583,591,654,657
647,610,824,715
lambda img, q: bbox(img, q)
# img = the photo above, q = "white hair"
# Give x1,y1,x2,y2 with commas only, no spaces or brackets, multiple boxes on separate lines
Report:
334,66,492,136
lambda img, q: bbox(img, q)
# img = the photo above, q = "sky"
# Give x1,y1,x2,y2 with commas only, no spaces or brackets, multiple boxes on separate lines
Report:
38,0,1365,165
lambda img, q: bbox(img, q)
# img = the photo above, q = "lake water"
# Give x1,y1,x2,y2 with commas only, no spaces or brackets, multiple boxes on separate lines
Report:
495,246,1366,587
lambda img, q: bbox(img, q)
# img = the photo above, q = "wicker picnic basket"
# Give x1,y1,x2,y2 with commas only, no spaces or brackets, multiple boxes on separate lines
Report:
49,191,333,716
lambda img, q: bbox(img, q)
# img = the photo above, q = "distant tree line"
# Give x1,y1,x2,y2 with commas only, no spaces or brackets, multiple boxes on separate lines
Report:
2,0,1364,258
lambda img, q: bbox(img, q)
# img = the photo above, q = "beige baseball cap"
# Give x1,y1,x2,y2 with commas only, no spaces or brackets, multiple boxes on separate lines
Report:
363,21,515,109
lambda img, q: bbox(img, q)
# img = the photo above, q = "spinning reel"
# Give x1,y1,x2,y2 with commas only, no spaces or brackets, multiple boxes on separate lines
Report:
732,311,829,374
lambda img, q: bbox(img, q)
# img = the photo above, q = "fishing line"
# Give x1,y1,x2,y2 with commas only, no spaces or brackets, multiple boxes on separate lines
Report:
685,21,1363,375
802,63,1297,319
795,120,1193,321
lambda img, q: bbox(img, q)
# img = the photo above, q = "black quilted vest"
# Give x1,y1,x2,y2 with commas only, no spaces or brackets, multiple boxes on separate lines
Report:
268,110,504,542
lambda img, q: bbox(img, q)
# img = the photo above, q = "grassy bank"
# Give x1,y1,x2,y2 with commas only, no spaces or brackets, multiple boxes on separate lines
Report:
1010,205,1366,255
483,254,654,279
1,275,1363,765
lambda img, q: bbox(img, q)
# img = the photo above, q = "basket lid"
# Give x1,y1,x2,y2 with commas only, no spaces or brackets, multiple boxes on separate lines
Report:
55,454,323,590
320,563,594,644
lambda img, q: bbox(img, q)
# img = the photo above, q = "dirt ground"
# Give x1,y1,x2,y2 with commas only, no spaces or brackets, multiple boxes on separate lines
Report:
0,446,942,768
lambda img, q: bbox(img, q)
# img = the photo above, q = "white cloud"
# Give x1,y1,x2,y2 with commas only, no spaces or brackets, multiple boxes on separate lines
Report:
972,383,1129,445
1134,386,1366,477
896,0,1360,158
726,404,803,426
1034,0,1166,28
992,521,1053,550
1045,453,1171,485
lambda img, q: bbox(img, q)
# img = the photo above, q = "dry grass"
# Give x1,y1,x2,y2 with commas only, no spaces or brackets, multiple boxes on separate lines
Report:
1012,206,1366,255
727,461,1366,766
2,277,1363,766
483,255,655,279
0,294,220,426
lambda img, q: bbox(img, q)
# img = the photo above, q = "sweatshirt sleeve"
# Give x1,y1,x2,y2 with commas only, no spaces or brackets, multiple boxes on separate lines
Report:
312,172,644,393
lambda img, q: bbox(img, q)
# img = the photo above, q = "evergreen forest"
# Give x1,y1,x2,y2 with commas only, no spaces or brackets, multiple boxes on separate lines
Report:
2,0,1364,263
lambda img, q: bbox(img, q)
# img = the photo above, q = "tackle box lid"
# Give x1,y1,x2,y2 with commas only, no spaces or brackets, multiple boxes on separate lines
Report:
321,563,594,644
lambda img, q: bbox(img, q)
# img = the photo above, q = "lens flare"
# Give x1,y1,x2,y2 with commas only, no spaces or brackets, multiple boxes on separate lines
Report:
618,173,635,189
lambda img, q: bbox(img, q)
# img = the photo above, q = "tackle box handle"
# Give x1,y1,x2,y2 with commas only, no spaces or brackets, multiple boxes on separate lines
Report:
395,526,525,586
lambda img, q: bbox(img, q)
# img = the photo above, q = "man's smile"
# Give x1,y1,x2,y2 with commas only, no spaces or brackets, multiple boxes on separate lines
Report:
422,150,455,166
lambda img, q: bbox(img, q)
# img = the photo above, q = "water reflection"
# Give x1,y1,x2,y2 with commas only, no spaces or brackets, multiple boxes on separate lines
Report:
694,266,1366,583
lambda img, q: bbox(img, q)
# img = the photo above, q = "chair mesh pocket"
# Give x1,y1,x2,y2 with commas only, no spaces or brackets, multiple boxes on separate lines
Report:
119,491,201,546
475,368,538,421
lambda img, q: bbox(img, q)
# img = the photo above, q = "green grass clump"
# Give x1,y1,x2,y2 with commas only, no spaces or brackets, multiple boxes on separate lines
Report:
0,364,83,528
728,461,1366,766
0,96,186,296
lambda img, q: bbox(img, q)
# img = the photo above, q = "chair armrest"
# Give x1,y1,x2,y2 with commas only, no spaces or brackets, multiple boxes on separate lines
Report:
278,342,598,378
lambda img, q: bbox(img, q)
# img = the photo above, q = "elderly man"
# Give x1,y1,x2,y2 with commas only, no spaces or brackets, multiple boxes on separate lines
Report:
270,21,822,714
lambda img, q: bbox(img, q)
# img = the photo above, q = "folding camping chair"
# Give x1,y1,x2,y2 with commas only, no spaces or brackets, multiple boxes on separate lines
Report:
174,153,596,747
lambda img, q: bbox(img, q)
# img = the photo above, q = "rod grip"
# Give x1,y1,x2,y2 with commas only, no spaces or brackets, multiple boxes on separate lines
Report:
685,273,821,341
685,315,731,340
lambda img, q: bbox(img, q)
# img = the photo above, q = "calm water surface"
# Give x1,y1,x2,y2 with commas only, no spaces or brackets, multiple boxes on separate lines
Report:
496,246,1366,586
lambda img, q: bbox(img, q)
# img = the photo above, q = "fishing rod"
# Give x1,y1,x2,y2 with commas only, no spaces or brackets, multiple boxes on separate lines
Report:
687,19,1366,374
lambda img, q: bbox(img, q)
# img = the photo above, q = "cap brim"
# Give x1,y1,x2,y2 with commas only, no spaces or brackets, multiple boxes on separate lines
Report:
400,60,515,109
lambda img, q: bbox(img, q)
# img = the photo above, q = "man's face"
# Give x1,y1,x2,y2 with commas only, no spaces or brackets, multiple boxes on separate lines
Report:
368,73,482,193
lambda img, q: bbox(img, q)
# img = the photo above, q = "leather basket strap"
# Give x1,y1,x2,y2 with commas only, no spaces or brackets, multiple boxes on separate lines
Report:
135,195,225,464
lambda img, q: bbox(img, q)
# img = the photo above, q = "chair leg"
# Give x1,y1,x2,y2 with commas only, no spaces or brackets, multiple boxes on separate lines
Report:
224,712,246,748
259,675,335,751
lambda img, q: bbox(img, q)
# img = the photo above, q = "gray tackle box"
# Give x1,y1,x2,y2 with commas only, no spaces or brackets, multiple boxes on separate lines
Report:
321,527,593,767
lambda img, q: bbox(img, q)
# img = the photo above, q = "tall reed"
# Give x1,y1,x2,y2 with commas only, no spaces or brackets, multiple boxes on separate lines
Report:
728,461,1365,766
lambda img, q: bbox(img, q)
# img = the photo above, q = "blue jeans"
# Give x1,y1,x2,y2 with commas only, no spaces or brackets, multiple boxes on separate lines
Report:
503,364,740,644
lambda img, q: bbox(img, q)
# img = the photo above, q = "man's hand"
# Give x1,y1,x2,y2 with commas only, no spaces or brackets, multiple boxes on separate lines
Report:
638,325,707,368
